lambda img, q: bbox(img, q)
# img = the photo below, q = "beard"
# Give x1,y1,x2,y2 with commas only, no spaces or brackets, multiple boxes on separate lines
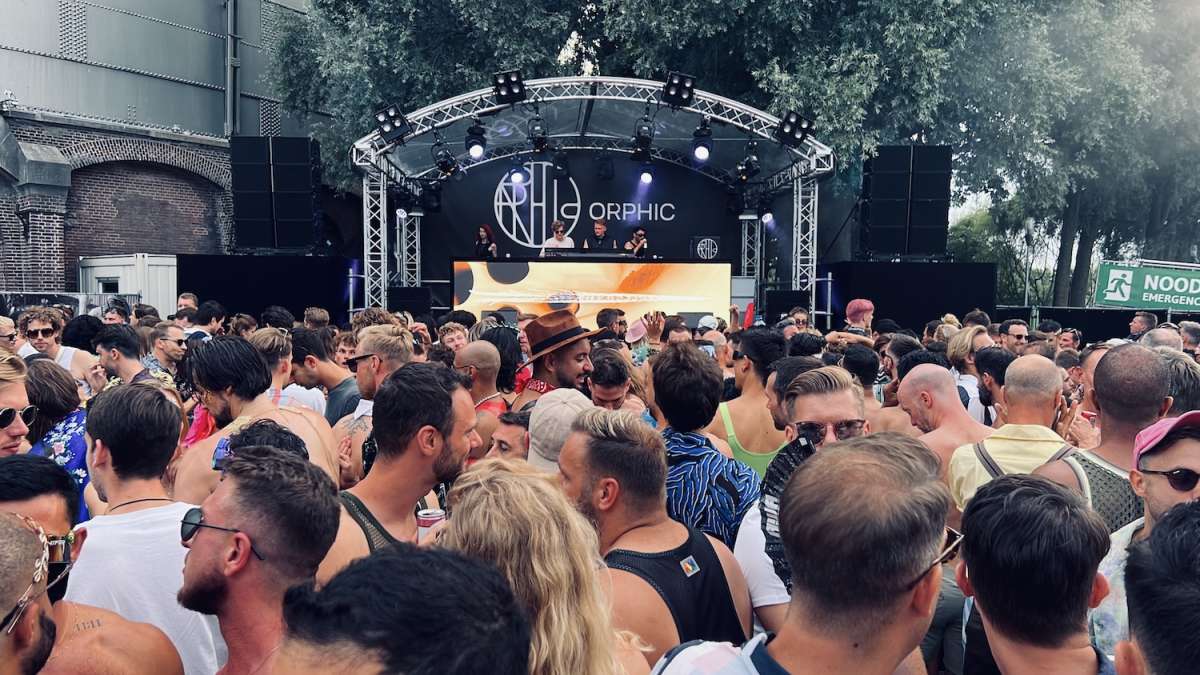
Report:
978,385,994,408
432,443,464,485
21,609,56,675
211,401,235,428
553,363,582,391
177,563,228,616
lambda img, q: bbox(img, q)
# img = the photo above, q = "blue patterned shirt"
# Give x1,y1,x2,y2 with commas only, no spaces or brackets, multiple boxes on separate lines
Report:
29,407,91,522
661,427,761,547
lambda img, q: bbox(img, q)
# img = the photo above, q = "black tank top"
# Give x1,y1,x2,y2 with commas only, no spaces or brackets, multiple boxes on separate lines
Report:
604,526,745,646
339,491,431,552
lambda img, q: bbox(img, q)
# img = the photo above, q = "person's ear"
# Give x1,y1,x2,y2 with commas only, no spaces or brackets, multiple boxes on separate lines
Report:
224,533,255,576
92,439,111,470
911,565,942,618
416,425,441,458
1088,571,1110,609
1115,640,1148,675
955,559,974,598
1159,396,1173,419
920,391,933,409
1130,469,1147,498
596,477,620,511
784,424,797,442
304,355,319,370
12,600,39,648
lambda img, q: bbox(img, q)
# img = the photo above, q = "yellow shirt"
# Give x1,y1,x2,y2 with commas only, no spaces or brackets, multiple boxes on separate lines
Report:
947,424,1070,509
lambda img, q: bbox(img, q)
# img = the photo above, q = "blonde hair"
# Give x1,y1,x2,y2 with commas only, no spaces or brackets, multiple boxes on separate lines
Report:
0,352,27,388
784,366,863,419
947,325,988,370
941,313,962,328
357,325,414,365
438,322,467,340
934,323,959,343
442,459,627,675
248,327,292,369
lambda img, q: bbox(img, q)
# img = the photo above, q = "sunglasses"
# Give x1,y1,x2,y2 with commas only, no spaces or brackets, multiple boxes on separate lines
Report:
792,419,866,446
1009,334,1028,341
1139,466,1200,492
0,406,37,430
903,527,963,590
0,333,15,343
25,328,55,339
159,337,187,347
732,350,746,360
180,507,265,560
345,352,376,373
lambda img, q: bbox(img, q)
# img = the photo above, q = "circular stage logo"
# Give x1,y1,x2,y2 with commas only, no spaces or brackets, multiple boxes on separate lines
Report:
493,161,582,249
695,237,719,260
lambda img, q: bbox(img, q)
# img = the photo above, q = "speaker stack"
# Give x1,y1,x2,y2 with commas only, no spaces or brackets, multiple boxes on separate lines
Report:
230,136,322,249
860,145,951,257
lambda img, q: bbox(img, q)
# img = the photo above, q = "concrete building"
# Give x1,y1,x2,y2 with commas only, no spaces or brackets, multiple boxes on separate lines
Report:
0,0,315,292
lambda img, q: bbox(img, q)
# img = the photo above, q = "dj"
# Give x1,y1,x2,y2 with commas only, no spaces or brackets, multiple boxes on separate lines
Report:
581,218,618,250
624,227,649,258
539,220,575,257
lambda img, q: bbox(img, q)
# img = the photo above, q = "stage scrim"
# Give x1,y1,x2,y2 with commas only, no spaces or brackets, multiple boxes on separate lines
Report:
453,260,731,327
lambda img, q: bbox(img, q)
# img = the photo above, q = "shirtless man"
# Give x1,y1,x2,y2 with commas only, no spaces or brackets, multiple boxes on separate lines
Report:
0,456,182,675
174,337,338,505
559,408,752,666
330,325,414,486
704,328,788,477
317,363,480,584
16,307,97,397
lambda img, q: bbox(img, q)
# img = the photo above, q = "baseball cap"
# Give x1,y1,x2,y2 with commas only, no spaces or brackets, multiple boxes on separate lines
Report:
527,388,594,472
697,315,719,332
1133,410,1200,467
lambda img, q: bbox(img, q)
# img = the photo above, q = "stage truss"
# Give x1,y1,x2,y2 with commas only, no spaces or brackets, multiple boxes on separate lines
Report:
351,76,834,312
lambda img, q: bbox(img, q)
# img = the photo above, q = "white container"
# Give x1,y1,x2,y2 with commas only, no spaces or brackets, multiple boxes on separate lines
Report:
78,254,177,314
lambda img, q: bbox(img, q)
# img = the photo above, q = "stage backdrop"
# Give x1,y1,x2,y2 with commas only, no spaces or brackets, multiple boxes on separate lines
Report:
420,151,739,282
453,260,731,328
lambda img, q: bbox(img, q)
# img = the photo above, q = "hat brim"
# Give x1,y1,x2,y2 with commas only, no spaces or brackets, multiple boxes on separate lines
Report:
528,327,602,363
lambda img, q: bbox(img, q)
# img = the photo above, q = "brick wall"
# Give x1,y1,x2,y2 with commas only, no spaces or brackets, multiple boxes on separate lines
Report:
63,162,224,290
0,117,234,291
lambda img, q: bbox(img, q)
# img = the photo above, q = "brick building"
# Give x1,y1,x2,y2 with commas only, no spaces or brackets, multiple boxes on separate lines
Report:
0,0,319,292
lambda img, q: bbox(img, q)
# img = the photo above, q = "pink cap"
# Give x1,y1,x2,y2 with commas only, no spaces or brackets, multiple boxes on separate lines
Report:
1133,410,1200,466
625,318,647,344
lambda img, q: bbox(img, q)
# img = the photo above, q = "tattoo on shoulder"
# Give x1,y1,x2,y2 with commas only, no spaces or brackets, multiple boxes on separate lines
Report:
346,416,372,434
74,617,102,632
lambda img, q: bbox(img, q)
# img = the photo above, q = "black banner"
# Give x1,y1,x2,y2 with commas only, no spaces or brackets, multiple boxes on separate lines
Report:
417,151,741,281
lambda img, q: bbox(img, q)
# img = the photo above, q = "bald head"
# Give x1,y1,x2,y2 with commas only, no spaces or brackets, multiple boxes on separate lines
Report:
0,512,43,617
899,364,957,403
455,340,500,384
1140,327,1183,351
701,330,726,347
1002,355,1063,405
897,364,964,433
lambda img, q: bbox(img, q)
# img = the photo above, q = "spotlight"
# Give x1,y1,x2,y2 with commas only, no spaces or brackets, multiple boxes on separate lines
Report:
419,183,442,212
661,71,696,108
508,157,529,184
374,104,411,145
758,200,775,224
735,142,761,183
493,70,526,105
633,115,654,151
775,110,814,148
529,116,549,153
639,161,654,185
432,142,460,177
552,147,570,179
692,117,713,162
464,120,486,160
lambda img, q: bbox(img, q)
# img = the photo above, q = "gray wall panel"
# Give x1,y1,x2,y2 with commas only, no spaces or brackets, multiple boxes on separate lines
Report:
85,7,225,86
91,0,225,35
0,0,61,54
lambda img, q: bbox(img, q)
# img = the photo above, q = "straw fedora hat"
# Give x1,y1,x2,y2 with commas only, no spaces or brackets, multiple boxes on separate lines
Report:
525,309,600,362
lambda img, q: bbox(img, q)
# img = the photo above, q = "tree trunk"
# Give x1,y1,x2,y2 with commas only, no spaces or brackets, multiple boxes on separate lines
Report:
1053,191,1082,306
1144,170,1175,259
1069,222,1099,306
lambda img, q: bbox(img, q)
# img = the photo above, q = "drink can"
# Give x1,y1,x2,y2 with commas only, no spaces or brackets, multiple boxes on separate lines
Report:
416,508,446,542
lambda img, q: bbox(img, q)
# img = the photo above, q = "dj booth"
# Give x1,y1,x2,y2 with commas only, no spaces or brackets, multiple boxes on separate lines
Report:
452,256,732,328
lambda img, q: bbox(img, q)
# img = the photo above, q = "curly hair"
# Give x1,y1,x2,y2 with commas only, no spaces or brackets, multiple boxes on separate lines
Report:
443,459,634,675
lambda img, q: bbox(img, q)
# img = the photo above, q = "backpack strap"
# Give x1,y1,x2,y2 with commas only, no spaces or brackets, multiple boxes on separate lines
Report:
1046,443,1076,463
973,442,1006,479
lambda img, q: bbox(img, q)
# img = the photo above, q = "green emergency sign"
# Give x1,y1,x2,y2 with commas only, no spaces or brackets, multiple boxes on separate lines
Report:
1094,261,1200,311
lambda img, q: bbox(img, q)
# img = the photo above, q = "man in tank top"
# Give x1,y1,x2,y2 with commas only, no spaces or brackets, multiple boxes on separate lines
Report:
17,307,97,397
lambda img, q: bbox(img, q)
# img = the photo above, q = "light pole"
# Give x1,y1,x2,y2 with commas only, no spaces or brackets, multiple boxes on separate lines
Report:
1023,218,1035,306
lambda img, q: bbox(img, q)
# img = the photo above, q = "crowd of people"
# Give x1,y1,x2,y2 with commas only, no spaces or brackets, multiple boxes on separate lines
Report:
1,294,1200,675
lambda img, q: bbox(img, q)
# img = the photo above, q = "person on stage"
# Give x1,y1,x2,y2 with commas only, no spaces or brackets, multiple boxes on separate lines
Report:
581,218,618,250
540,220,575,257
474,224,498,258
624,227,649,257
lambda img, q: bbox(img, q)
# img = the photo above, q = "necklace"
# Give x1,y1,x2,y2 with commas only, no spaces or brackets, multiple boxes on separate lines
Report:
474,392,503,408
247,643,282,675
106,497,173,514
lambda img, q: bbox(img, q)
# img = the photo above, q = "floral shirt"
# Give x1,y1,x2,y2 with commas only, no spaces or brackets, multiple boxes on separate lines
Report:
1090,517,1144,657
29,408,91,522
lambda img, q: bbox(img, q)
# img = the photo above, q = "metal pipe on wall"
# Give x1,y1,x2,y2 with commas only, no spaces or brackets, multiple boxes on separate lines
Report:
224,0,240,136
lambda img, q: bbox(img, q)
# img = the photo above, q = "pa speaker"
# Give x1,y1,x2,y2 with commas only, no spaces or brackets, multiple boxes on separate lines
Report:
765,290,811,323
387,286,432,315
231,137,276,248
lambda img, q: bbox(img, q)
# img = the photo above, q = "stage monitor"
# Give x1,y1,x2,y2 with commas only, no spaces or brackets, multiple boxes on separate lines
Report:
453,260,731,329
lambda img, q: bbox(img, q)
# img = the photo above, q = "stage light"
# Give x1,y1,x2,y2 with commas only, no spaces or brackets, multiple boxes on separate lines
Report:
374,104,411,145
552,147,570,179
493,70,526,104
431,141,460,178
633,115,654,151
596,153,615,181
758,201,775,224
419,183,441,212
464,120,486,159
735,141,760,183
692,117,713,162
775,110,814,148
508,157,529,184
529,116,549,153
661,71,696,108
639,162,654,185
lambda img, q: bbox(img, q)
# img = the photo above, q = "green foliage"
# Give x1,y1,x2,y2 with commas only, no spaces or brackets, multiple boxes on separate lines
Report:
948,208,1053,306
